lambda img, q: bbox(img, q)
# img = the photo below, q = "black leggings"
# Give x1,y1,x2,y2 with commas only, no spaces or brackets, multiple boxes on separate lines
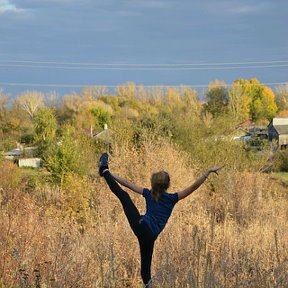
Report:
103,171,156,285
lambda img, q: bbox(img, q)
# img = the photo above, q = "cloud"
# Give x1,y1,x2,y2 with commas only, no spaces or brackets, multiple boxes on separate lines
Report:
125,0,177,9
137,1,173,8
201,1,272,16
226,3,270,14
0,0,26,14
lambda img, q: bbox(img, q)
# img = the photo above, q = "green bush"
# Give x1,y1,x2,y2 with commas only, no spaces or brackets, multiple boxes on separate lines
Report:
20,133,35,145
273,149,288,172
44,125,99,182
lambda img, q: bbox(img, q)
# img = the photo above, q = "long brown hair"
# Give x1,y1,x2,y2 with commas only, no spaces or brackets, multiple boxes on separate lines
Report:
151,171,170,202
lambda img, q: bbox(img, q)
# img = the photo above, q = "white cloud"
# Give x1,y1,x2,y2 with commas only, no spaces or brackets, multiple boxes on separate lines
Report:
138,1,171,8
203,1,272,16
127,0,176,9
227,3,269,14
0,0,26,14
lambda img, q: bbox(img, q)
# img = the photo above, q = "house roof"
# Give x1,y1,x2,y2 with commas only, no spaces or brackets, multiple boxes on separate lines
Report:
3,147,36,156
272,118,288,125
94,128,114,144
4,148,22,156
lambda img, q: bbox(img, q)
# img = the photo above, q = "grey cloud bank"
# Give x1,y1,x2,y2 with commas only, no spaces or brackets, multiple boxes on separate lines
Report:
0,0,287,96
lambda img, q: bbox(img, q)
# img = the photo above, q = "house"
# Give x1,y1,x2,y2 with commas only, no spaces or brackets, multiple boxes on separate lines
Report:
268,118,288,149
3,146,40,168
94,124,111,141
3,148,23,160
232,119,268,143
94,124,114,152
18,158,42,168
3,147,36,160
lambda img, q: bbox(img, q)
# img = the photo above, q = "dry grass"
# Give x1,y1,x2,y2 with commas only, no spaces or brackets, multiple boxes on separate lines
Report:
0,140,287,287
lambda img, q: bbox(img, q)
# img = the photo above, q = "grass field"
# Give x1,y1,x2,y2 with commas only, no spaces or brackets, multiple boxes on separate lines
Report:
1,141,288,287
270,172,288,186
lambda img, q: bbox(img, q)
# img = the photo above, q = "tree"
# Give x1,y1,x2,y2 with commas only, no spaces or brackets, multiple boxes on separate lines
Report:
16,91,44,119
232,78,277,122
165,87,183,111
182,87,201,116
72,99,113,133
0,88,8,111
45,91,60,108
116,82,136,98
63,93,83,113
0,89,9,127
90,106,112,128
33,107,57,157
275,84,288,113
228,84,251,120
81,86,108,99
44,125,96,182
256,87,277,121
204,80,228,117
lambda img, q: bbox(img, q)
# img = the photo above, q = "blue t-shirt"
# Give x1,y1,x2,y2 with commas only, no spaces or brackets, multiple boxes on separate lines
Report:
142,188,178,237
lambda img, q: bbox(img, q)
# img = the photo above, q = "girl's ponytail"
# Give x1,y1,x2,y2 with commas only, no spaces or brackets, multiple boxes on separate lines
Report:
151,171,170,202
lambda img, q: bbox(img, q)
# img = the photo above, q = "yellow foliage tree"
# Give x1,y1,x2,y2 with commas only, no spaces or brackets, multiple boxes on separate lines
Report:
116,82,136,98
232,78,277,122
62,173,94,224
228,84,251,120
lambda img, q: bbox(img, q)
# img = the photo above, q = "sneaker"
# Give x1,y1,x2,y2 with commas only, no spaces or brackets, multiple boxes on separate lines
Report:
99,152,109,176
143,279,152,288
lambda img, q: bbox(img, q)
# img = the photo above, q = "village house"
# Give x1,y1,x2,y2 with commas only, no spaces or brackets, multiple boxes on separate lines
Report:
2,145,41,168
268,118,288,149
94,124,114,152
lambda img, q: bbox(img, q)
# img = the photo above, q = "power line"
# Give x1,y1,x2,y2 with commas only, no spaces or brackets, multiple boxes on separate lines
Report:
1,63,288,71
1,81,287,89
1,59,288,71
1,59,288,66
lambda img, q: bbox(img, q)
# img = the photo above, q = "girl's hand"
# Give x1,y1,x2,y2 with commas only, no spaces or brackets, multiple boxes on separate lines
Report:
208,166,224,176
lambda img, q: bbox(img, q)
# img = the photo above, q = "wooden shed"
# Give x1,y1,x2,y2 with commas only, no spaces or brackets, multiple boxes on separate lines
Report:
268,118,288,149
94,124,114,152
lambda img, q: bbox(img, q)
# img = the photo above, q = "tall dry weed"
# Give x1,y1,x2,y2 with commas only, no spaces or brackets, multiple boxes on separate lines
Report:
0,139,287,287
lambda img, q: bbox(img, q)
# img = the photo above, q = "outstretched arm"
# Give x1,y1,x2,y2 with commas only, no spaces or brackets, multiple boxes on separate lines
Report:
177,166,223,201
110,173,144,195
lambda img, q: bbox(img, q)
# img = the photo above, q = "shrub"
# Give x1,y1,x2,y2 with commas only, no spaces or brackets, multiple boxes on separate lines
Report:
44,125,99,182
273,149,288,172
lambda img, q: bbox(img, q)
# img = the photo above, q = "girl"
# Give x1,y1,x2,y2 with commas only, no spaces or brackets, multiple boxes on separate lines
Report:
99,153,223,287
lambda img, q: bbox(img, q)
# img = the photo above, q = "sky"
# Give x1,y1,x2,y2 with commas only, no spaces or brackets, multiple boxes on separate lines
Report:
0,0,287,97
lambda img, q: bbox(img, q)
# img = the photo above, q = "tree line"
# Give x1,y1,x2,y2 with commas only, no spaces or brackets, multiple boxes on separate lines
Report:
1,78,288,180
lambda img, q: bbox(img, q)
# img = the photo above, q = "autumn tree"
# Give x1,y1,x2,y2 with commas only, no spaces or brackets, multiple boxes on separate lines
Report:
0,89,9,149
63,93,83,113
0,88,8,110
44,124,96,182
33,106,57,157
116,82,136,98
182,87,202,117
45,91,60,108
0,88,9,127
81,86,108,100
72,99,113,133
16,91,44,119
228,84,251,120
1,95,33,149
233,78,277,122
165,87,183,112
204,80,229,117
251,87,277,121
275,84,288,116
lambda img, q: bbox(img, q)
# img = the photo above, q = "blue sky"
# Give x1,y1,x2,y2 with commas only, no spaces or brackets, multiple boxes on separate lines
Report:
0,0,287,97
